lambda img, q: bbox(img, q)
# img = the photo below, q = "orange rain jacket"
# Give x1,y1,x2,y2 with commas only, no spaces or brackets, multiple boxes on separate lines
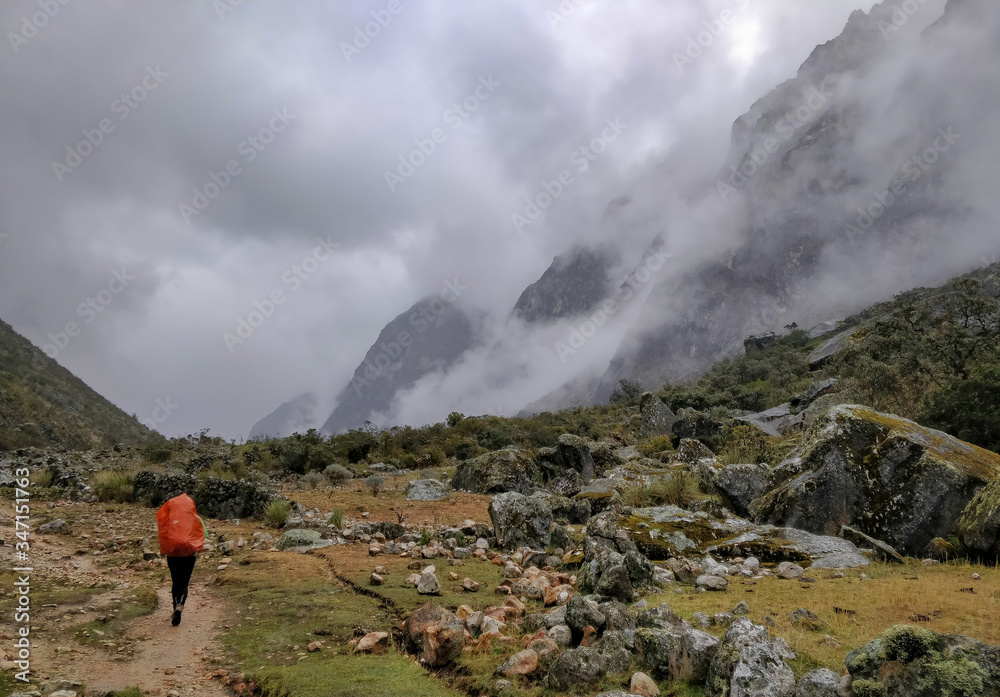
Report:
156,493,206,557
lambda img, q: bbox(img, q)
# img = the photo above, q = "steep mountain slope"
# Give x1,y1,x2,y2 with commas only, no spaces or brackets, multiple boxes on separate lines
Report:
596,0,1000,399
512,245,620,324
0,318,155,451
320,296,478,434
248,392,317,440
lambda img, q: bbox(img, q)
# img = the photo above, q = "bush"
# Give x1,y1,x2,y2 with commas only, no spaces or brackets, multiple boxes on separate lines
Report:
610,379,644,404
327,508,344,528
453,438,479,461
300,471,325,489
93,470,136,503
717,423,778,465
920,368,1000,453
264,500,291,528
447,411,465,427
365,474,385,497
323,464,354,484
144,445,173,464
637,435,675,457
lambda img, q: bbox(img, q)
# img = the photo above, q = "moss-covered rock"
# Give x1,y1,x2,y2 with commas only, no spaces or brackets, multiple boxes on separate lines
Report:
749,405,1000,555
452,447,537,494
956,475,1000,561
845,625,1000,697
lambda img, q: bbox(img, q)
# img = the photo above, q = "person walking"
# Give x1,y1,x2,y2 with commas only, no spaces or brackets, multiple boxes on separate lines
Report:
156,493,206,626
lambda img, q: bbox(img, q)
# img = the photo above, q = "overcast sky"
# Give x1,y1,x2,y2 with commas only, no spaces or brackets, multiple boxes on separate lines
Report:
0,0,889,439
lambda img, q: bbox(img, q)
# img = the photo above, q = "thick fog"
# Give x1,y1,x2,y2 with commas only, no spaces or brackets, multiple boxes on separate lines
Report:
9,0,993,439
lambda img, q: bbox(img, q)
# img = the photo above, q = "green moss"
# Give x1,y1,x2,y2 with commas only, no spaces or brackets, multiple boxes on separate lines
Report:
851,407,1000,481
917,653,986,697
882,625,937,663
851,678,887,697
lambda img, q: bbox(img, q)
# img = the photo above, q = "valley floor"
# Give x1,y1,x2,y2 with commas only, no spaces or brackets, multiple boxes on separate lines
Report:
3,475,999,697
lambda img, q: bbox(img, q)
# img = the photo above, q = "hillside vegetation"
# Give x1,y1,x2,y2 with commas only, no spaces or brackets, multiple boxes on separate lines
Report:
0,318,157,452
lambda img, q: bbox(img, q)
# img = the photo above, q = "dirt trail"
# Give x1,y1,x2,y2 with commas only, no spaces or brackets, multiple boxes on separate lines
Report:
70,583,230,696
0,504,233,696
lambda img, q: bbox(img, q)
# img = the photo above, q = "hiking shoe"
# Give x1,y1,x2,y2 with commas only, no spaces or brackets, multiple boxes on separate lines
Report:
172,608,182,626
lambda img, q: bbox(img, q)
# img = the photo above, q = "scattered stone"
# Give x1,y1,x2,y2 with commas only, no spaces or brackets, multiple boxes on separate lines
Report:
406,479,449,501
369,572,384,586
775,562,804,580
630,671,660,697
462,578,480,592
733,601,750,616
418,568,441,595
696,574,728,592
497,649,539,676
547,647,608,690
423,613,466,667
793,668,841,697
307,640,323,652
39,518,69,533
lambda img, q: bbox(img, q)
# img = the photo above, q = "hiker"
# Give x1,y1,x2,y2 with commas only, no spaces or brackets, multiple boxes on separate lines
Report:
156,493,206,626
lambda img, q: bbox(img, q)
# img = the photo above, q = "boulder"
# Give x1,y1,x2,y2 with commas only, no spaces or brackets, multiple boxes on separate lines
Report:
354,631,389,654
566,594,606,634
749,405,1000,555
489,492,553,550
775,562,804,580
840,525,905,564
403,604,453,653
595,564,634,602
706,618,796,697
790,379,839,410
714,464,771,518
275,528,324,550
630,671,660,697
673,408,724,441
417,568,441,595
640,393,676,438
406,479,448,501
539,434,620,488
423,612,466,666
696,575,728,592
547,647,608,690
705,526,869,569
453,448,537,494
794,668,841,696
496,649,539,676
807,328,855,369
956,475,1000,561
635,625,720,682
845,625,1000,697
677,438,716,465
38,518,69,533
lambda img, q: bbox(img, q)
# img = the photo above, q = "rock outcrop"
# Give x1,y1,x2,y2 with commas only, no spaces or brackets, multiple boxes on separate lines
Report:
845,625,1000,697
749,405,1000,555
132,469,277,519
706,618,796,697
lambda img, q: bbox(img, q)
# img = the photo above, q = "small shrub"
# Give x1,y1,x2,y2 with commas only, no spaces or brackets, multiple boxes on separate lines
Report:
144,445,173,463
327,508,344,528
610,378,644,404
93,470,136,503
419,529,432,546
265,500,292,528
447,411,465,427
30,469,54,488
300,471,325,489
323,463,354,484
717,423,777,465
365,474,385,497
637,435,675,457
618,472,698,508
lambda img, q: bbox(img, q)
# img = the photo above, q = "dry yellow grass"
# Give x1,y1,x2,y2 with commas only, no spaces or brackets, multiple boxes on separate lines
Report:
647,560,1000,676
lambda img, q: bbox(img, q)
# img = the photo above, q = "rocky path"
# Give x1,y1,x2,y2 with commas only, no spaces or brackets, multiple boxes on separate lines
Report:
1,504,232,696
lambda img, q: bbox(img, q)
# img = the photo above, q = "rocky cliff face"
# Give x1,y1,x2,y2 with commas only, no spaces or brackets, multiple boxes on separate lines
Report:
596,0,1000,399
512,246,620,324
320,296,477,434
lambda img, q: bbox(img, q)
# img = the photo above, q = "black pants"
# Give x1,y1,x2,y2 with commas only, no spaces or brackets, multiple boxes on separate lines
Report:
167,555,196,608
